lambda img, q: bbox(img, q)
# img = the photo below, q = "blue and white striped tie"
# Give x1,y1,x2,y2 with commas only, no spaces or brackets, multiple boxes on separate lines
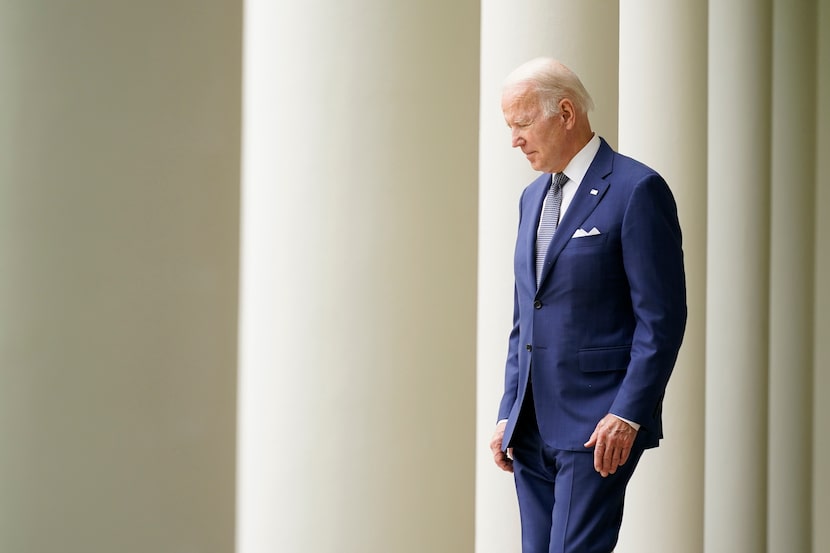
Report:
535,172,568,287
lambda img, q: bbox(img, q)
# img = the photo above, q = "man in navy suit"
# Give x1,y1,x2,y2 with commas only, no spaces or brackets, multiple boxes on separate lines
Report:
489,58,687,553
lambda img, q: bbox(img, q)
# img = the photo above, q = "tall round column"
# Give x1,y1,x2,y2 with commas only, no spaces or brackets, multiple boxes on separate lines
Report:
705,1,773,551
477,2,619,551
0,1,241,552
617,1,707,550
236,1,480,552
812,0,830,550
768,1,817,551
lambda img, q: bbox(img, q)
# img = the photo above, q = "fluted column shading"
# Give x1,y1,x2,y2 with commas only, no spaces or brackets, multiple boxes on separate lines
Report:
768,1,818,551
705,1,773,552
0,1,242,552
617,1,707,551
477,1,618,551
813,1,830,551
236,1,479,552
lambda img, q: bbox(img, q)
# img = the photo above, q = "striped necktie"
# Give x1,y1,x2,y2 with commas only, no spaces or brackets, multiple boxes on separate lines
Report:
535,172,568,287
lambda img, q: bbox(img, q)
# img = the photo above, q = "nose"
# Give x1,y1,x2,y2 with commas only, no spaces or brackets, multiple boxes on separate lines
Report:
511,129,525,149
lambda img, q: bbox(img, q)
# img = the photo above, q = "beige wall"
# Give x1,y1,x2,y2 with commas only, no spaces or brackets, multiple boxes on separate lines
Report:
0,2,241,552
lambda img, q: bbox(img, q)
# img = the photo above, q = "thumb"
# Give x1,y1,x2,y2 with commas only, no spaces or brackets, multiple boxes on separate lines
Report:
584,429,597,449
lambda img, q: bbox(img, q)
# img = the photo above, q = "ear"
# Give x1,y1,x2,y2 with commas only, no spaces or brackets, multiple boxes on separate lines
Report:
558,98,577,130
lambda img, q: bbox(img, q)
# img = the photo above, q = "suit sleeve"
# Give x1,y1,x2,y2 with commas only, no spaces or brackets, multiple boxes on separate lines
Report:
610,173,687,429
497,191,527,422
498,283,521,422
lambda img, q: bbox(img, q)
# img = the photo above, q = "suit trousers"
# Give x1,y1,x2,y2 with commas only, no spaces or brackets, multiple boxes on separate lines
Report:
511,381,645,553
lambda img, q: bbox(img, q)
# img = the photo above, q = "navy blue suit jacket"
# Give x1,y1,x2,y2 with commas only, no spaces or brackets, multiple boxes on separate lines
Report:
498,138,687,451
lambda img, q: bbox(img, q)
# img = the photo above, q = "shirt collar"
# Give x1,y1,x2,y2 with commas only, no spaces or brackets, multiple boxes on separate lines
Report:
561,133,601,186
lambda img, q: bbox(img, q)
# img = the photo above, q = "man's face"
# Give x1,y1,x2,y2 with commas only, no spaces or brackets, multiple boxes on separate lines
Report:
501,86,565,173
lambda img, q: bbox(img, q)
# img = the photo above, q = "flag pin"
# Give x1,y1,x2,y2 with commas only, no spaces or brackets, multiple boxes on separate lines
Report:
590,189,598,195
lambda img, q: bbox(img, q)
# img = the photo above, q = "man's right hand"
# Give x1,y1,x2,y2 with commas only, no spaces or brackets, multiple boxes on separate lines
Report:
490,421,514,473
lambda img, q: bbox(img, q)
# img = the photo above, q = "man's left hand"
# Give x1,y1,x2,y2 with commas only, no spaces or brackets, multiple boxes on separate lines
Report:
584,414,638,477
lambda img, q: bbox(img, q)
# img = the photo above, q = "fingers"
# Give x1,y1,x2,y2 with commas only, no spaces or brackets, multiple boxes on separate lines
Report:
587,415,638,477
494,450,514,473
489,428,504,456
490,423,514,473
594,441,612,477
594,441,622,476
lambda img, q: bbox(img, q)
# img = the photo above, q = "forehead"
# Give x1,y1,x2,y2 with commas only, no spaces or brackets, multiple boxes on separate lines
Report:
502,85,541,116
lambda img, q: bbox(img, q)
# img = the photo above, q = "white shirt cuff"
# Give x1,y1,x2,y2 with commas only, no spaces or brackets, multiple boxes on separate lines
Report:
611,414,641,431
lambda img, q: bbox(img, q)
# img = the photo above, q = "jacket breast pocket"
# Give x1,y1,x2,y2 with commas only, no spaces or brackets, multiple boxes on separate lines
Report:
578,345,631,372
566,233,608,248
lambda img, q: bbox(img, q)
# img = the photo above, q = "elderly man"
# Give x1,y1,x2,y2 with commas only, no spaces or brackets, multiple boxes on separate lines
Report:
490,58,687,553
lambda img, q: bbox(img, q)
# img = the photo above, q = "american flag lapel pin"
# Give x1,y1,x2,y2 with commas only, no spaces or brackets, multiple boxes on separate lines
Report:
590,188,598,195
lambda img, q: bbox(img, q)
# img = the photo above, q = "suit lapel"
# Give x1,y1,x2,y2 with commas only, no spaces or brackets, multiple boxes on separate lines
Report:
536,139,615,289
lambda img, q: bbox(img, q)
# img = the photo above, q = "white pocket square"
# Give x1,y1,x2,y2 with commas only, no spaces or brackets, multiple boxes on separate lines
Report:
572,227,601,238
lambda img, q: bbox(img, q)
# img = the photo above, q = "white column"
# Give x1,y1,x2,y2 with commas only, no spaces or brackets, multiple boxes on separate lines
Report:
813,0,830,551
477,2,618,551
236,2,480,552
617,1,707,550
705,1,772,552
0,2,241,552
768,1,817,551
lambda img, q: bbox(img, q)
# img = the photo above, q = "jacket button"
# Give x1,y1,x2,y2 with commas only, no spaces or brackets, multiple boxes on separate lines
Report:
526,344,532,352
533,300,542,309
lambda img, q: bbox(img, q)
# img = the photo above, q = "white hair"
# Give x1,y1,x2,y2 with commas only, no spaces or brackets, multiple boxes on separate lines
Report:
503,57,595,117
